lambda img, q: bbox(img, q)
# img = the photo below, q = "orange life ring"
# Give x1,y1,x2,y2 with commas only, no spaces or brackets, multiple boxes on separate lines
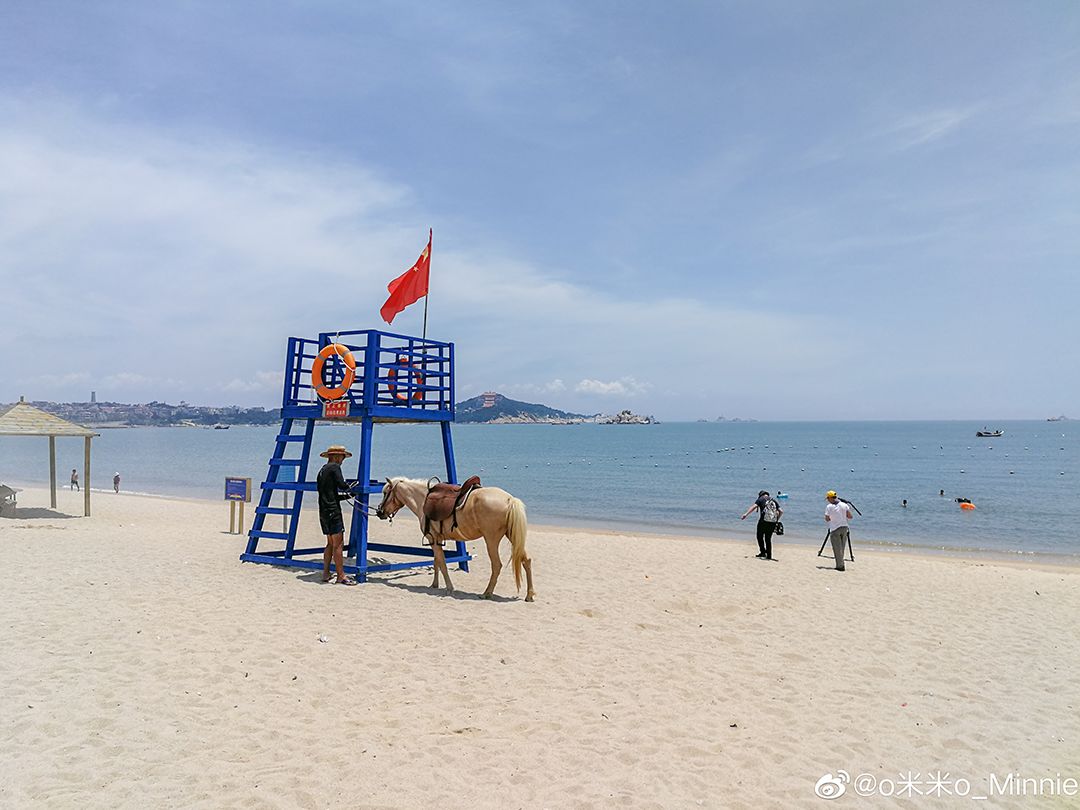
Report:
387,355,424,401
311,343,356,401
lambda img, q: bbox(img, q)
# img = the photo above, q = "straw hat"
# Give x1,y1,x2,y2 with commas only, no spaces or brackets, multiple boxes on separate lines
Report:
320,445,352,459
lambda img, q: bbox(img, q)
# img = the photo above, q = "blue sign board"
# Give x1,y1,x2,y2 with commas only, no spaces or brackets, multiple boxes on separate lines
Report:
225,477,251,502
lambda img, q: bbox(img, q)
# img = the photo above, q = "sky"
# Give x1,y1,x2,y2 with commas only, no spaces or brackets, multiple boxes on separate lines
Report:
1,1,1079,420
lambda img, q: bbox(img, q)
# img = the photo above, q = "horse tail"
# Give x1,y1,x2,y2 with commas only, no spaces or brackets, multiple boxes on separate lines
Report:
506,497,529,592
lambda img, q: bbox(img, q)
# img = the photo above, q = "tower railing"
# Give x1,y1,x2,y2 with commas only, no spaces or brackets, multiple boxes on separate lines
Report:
281,329,454,421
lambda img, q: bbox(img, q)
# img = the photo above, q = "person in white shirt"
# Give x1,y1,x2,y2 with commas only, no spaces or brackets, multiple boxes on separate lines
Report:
824,490,853,571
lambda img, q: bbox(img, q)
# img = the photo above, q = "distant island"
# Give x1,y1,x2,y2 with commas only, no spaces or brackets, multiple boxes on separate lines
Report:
1047,415,1070,422
457,393,656,425
716,416,757,423
598,409,657,425
456,392,595,424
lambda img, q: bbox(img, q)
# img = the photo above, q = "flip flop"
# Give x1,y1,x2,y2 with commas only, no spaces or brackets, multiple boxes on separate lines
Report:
336,578,357,586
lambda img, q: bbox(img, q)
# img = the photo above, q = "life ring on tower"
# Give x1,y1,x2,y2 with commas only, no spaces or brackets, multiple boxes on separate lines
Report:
388,355,424,401
311,343,356,401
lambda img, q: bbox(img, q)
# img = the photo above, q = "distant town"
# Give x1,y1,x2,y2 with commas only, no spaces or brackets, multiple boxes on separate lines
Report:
6,392,660,427
10,396,279,427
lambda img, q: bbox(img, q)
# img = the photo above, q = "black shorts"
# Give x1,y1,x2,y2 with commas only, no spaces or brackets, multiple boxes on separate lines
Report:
320,511,345,536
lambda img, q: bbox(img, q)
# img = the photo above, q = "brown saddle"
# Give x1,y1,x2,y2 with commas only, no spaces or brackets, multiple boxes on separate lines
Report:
423,475,481,523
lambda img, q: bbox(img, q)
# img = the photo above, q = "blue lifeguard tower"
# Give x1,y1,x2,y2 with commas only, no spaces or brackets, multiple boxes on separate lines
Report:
241,329,470,581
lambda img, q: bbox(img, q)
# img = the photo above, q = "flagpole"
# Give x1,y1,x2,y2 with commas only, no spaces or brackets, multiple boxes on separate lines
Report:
422,228,431,340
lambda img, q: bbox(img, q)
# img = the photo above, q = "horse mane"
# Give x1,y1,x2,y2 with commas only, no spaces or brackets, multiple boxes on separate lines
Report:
387,476,427,486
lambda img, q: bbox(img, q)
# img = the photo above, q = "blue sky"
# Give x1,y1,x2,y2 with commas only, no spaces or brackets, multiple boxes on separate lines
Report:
1,1,1078,419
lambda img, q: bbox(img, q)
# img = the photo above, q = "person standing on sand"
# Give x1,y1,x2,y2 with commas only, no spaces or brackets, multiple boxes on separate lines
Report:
317,445,357,585
113,472,121,493
70,469,79,491
741,490,782,560
824,490,853,571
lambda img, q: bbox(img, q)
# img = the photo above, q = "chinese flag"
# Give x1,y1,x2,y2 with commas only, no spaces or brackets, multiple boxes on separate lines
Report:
380,229,432,324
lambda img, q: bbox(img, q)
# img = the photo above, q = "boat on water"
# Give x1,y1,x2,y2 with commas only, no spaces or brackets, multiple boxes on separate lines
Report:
213,424,230,430
975,428,1004,437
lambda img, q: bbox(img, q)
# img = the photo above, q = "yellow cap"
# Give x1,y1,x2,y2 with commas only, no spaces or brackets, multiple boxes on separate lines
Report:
825,490,837,499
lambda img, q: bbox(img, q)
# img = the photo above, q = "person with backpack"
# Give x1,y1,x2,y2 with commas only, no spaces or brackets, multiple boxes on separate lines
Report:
741,490,782,560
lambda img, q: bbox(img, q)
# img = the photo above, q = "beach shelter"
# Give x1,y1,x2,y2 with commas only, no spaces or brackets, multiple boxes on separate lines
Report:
0,397,99,516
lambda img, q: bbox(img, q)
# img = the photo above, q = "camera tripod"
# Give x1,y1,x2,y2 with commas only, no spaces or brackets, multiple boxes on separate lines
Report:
817,529,855,562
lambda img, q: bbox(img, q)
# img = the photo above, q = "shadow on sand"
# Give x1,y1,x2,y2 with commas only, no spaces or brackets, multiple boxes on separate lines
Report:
289,565,518,602
1,507,79,520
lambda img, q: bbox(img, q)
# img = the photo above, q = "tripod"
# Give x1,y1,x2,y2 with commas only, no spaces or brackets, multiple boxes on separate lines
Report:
817,529,855,562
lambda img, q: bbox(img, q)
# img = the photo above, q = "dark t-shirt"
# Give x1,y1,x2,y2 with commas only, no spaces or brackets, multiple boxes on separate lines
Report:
316,462,351,517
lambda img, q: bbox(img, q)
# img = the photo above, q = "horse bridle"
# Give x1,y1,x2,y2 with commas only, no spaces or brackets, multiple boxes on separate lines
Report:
375,480,401,522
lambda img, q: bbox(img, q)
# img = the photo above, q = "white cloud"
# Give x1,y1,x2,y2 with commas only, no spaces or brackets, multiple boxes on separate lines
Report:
575,377,650,396
221,371,284,393
16,372,91,389
0,96,847,418
103,372,185,389
881,106,981,151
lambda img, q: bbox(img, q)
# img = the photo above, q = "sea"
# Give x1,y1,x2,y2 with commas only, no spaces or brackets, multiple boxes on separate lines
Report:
3,420,1078,560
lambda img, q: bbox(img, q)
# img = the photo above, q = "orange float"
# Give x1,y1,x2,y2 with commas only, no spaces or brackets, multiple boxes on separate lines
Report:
311,343,356,401
960,502,976,511
388,355,424,401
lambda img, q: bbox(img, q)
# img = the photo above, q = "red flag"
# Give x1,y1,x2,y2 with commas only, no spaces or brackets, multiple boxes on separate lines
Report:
380,229,432,324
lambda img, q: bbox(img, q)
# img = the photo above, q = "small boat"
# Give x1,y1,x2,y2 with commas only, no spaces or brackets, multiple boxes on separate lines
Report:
213,424,230,430
975,428,1004,437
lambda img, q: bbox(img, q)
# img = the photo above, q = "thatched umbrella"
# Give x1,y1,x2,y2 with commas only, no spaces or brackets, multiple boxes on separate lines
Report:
0,397,99,516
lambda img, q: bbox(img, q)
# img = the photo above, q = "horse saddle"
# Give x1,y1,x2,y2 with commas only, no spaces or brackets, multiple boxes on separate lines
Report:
424,475,482,523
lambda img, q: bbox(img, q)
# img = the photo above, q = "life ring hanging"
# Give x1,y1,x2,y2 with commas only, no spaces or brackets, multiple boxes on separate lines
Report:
311,343,356,401
388,355,424,401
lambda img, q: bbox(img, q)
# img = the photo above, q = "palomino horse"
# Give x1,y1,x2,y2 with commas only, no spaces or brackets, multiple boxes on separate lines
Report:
375,477,535,602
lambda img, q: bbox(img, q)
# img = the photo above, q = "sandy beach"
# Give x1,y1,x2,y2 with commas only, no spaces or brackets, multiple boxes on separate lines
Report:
2,487,1079,809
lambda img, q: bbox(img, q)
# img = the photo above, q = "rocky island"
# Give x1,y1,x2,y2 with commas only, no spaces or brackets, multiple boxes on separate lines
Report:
599,409,657,425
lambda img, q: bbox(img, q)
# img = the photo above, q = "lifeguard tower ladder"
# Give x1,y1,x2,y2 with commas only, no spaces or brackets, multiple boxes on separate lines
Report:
241,329,470,581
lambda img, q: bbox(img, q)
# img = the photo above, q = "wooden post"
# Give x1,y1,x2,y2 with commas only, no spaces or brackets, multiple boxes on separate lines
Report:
239,501,245,534
83,436,91,517
49,436,57,509
230,501,236,534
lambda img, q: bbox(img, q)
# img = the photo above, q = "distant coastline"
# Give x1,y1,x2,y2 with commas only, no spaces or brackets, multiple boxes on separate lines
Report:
3,400,278,428
4,394,658,428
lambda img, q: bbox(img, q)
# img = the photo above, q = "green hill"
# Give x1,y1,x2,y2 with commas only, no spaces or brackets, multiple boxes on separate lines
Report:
455,392,592,423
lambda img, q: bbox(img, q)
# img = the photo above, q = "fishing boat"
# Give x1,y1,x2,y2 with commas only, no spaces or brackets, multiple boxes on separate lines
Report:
975,428,1004,437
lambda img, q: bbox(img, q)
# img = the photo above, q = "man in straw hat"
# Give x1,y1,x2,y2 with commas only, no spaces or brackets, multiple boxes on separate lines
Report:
318,445,357,585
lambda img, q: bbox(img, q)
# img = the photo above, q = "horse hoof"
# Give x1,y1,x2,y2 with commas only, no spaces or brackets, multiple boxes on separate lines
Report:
481,592,492,600
525,594,535,603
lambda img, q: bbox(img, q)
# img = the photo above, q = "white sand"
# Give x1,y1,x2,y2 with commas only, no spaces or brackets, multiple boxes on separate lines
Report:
2,487,1079,809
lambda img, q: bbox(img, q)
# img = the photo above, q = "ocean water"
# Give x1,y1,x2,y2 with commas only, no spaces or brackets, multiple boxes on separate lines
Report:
2,421,1078,558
